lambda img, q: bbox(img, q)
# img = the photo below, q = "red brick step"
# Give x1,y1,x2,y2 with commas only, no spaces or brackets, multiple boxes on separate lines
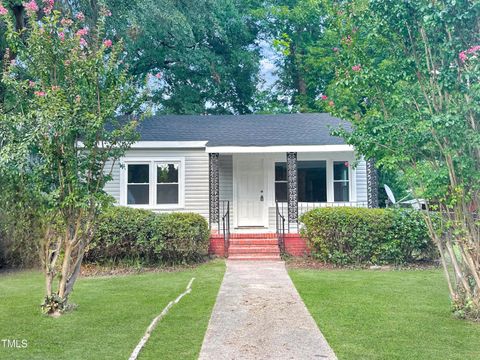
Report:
227,233,281,260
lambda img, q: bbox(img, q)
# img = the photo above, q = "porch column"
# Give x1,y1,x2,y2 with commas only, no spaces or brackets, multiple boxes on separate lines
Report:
287,152,298,223
367,158,379,208
209,153,220,227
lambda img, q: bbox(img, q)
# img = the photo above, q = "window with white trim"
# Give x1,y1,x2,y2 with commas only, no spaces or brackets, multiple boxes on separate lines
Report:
127,164,150,205
125,160,182,207
156,162,179,205
275,161,327,202
333,161,350,201
274,162,288,202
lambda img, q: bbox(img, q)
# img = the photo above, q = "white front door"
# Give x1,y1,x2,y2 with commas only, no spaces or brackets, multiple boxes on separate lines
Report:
236,156,265,227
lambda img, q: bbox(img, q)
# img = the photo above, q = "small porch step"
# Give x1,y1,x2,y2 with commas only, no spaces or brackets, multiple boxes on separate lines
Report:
228,254,281,261
227,233,281,261
230,238,279,245
229,245,280,255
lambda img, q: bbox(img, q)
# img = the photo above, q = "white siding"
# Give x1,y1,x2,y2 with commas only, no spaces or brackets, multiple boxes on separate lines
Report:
104,149,370,229
355,159,368,204
104,159,121,202
104,148,209,220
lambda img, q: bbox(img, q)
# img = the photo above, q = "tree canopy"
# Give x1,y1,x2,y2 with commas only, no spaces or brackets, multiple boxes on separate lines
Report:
72,0,261,114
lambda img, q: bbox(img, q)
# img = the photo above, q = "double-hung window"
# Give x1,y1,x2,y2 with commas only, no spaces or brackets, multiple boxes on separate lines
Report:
274,163,288,202
333,161,350,202
127,164,150,205
125,160,183,208
156,163,179,204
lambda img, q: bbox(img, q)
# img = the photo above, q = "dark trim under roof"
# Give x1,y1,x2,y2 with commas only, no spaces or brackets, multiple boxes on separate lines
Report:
135,113,350,147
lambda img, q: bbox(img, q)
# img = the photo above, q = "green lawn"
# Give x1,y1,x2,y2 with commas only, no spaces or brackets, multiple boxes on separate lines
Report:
289,268,480,360
0,260,225,360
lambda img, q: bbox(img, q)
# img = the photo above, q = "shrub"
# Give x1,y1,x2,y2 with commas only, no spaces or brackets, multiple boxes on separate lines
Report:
0,204,42,269
300,207,436,265
86,207,209,265
156,212,210,263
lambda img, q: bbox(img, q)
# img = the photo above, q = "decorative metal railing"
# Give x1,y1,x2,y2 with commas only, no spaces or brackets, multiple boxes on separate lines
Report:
276,201,286,254
219,200,230,257
277,201,370,233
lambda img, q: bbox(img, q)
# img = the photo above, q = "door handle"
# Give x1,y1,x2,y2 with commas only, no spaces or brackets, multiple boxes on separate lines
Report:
260,195,264,202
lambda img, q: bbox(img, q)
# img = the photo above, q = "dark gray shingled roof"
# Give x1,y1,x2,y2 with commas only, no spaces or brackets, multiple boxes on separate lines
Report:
136,113,350,147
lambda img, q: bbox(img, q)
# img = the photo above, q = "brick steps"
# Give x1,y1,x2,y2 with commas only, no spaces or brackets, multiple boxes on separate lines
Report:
227,233,280,261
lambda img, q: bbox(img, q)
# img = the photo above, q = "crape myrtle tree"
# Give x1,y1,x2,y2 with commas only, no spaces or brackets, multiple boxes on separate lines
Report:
323,0,479,320
0,1,143,315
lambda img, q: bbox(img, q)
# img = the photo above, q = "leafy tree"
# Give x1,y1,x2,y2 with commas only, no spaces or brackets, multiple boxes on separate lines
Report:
0,2,143,315
62,0,261,114
255,0,337,112
325,0,480,320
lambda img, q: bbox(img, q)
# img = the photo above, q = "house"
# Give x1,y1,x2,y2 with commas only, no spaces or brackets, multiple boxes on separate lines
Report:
104,113,378,260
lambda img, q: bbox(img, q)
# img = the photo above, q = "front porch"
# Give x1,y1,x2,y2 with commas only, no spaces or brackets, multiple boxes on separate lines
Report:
207,150,378,258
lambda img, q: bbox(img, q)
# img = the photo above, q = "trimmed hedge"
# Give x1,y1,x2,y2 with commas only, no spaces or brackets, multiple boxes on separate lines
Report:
86,207,210,264
300,207,436,265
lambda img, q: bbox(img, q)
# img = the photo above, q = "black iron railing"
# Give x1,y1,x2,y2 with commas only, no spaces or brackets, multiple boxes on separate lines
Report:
276,201,369,235
276,201,286,254
219,200,230,257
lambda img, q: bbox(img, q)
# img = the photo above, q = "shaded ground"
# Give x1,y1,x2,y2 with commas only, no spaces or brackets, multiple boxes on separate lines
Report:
289,268,480,360
286,257,440,271
0,260,225,360
199,260,336,360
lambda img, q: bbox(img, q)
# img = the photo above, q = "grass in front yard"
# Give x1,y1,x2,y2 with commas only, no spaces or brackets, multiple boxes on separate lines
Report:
0,260,225,360
289,268,480,360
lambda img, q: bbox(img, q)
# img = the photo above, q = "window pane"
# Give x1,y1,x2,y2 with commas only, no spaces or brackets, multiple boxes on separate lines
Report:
157,163,179,183
275,182,287,202
127,184,149,204
334,162,349,181
157,184,179,204
128,164,149,184
275,163,287,181
334,182,350,202
298,161,327,202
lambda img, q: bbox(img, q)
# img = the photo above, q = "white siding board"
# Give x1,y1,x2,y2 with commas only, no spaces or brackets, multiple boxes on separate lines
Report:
356,159,368,203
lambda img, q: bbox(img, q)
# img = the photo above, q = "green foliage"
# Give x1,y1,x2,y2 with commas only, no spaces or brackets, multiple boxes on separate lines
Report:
319,0,480,317
87,207,210,265
71,0,260,114
157,212,211,263
255,0,335,112
300,207,436,265
0,4,144,311
0,198,42,269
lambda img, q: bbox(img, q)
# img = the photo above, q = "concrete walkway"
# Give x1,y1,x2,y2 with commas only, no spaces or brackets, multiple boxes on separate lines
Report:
199,261,337,360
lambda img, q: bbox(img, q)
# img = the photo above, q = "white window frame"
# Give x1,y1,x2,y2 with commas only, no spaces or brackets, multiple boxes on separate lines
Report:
269,155,355,206
333,160,351,202
120,157,185,210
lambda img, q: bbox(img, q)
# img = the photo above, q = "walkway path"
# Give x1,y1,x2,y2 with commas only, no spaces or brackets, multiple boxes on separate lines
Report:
199,261,337,360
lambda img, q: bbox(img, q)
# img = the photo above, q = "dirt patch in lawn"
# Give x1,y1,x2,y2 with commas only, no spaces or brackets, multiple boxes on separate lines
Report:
80,257,218,278
285,257,441,271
